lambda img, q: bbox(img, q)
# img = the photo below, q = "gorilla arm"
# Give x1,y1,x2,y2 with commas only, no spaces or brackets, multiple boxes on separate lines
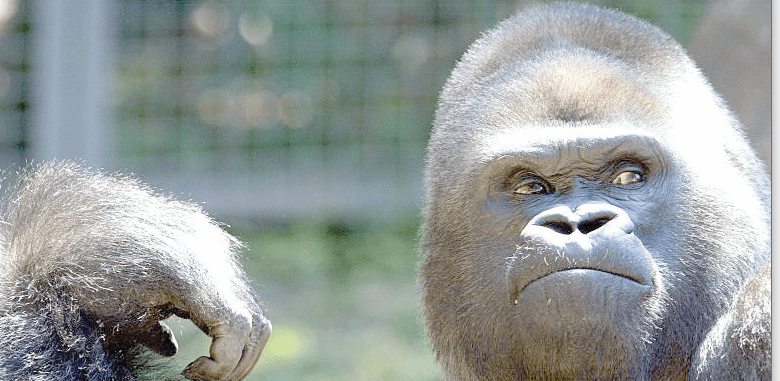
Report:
0,161,270,380
690,261,771,381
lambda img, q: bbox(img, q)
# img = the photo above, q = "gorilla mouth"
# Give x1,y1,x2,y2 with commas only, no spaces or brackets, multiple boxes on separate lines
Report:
537,267,647,286
506,229,657,304
511,265,654,304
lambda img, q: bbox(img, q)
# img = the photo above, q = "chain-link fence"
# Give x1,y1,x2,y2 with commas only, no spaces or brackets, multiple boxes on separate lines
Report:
0,0,29,169
0,0,717,220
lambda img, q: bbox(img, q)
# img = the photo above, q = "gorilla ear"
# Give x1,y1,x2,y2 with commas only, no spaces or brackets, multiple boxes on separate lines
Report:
690,261,771,380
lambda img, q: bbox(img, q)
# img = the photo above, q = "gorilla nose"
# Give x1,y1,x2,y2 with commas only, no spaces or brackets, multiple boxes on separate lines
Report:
539,216,611,235
577,215,613,234
530,204,634,236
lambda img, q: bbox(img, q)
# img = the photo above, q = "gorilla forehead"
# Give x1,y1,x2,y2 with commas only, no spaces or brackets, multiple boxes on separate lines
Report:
479,128,666,166
430,3,728,159
468,49,669,128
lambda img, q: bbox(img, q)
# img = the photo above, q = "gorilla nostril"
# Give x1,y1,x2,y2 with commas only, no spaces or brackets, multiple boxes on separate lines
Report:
542,220,574,235
578,216,612,234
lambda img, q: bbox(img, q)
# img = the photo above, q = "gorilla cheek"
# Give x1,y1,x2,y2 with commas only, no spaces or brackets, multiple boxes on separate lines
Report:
507,204,657,334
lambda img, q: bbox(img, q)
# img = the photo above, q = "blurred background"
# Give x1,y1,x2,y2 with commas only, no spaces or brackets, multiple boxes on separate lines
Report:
0,0,769,380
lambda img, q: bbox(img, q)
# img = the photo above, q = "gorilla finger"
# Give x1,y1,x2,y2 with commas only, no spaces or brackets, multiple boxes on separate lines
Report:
227,316,272,381
181,319,251,380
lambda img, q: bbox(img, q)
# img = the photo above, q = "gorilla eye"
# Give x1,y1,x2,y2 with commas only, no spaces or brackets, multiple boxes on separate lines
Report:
611,171,644,185
512,175,552,195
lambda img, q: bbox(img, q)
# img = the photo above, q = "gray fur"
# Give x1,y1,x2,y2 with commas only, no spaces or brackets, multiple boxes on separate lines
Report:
420,3,769,380
0,161,271,380
689,262,771,381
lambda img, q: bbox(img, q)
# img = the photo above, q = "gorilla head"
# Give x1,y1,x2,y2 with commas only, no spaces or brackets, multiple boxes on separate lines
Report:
420,3,770,380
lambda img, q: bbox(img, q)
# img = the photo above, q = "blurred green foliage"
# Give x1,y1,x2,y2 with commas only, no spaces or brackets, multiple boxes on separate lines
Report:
164,214,442,380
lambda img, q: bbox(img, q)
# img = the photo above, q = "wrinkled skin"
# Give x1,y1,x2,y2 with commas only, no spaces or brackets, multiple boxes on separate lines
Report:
0,161,271,381
420,3,770,381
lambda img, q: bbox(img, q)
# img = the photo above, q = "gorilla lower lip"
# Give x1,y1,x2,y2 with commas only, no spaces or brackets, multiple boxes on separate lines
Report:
546,268,645,285
516,269,652,308
513,268,652,305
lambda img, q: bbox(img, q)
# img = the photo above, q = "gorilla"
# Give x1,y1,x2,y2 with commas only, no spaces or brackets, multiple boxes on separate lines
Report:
419,3,770,381
0,161,271,381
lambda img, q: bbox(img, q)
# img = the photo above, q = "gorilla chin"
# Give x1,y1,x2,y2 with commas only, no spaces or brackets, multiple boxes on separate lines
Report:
514,269,658,380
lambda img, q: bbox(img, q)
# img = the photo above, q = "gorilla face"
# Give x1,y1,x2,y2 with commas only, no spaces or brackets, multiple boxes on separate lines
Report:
464,125,679,378
484,130,672,377
420,4,770,381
